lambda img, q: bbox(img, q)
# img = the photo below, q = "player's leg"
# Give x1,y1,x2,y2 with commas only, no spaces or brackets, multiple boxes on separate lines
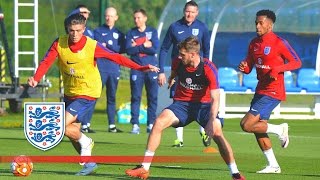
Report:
107,73,122,133
240,94,283,173
126,109,179,179
145,72,159,133
168,81,184,147
81,102,96,133
64,98,97,175
195,102,244,180
173,127,184,147
68,123,81,154
130,71,144,134
199,125,211,147
205,117,245,179
126,101,187,179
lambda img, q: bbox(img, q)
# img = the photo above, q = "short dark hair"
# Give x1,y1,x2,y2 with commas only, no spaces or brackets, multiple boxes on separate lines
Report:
178,36,200,53
256,9,276,23
134,9,147,16
184,0,198,12
75,4,88,10
64,13,86,28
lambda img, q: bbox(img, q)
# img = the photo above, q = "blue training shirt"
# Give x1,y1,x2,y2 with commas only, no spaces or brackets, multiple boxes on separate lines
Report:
125,26,159,67
159,18,210,73
94,25,124,73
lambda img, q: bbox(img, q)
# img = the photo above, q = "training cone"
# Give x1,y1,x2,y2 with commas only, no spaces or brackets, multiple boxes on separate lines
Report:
203,147,218,153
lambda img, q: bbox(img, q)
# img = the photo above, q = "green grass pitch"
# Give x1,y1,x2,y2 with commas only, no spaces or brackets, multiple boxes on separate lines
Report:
0,113,319,179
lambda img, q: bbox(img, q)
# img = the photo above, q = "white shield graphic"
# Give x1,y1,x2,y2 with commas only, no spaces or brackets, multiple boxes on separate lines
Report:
24,102,65,151
145,32,152,40
113,32,119,39
192,29,199,36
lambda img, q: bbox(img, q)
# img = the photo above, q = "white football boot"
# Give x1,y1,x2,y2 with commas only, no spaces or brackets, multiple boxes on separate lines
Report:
257,165,281,174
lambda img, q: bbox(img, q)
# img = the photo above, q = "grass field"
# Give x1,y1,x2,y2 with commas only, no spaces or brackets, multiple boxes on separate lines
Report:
1,79,319,179
0,113,319,179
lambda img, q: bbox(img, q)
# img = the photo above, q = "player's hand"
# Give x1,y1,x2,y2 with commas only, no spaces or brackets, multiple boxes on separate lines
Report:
238,61,247,72
158,73,166,86
269,68,279,81
28,77,38,88
143,64,160,73
143,39,152,48
131,39,137,47
269,75,277,80
168,76,175,89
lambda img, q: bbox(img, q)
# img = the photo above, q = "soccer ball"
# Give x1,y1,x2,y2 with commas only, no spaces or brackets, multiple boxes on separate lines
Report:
11,155,33,176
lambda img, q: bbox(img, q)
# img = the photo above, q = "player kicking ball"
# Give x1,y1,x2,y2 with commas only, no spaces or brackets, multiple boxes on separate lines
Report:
125,36,245,180
28,13,159,176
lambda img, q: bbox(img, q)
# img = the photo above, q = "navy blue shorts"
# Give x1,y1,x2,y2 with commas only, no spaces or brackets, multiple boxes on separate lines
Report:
166,101,224,128
249,94,281,120
64,97,96,123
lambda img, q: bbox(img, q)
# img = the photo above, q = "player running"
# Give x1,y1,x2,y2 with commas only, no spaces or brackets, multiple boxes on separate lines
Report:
238,9,301,174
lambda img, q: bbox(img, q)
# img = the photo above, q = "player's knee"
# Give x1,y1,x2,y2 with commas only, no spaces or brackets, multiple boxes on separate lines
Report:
211,129,223,140
153,120,168,132
240,121,252,132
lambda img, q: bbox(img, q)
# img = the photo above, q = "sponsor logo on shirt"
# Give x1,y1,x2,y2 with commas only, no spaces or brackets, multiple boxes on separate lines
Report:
67,61,77,65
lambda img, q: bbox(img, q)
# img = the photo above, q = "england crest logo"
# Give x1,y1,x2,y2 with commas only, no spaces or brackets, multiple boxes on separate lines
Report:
264,47,271,55
24,102,65,151
192,29,199,36
146,32,152,40
113,32,119,39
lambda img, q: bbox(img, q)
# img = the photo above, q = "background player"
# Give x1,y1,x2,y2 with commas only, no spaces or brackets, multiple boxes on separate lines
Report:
94,7,125,133
158,0,211,147
125,9,160,134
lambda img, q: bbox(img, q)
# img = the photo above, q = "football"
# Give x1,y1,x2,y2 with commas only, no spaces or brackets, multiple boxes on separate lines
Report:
11,155,33,176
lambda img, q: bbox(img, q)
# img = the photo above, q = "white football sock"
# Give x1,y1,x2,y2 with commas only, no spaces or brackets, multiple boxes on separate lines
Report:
263,148,279,167
266,123,282,136
142,150,155,170
82,124,88,129
78,133,91,148
228,161,240,174
199,126,205,133
109,124,115,128
175,127,183,142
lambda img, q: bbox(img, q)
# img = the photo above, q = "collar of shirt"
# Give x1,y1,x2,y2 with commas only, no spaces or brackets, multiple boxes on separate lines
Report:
259,31,275,42
68,36,87,53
